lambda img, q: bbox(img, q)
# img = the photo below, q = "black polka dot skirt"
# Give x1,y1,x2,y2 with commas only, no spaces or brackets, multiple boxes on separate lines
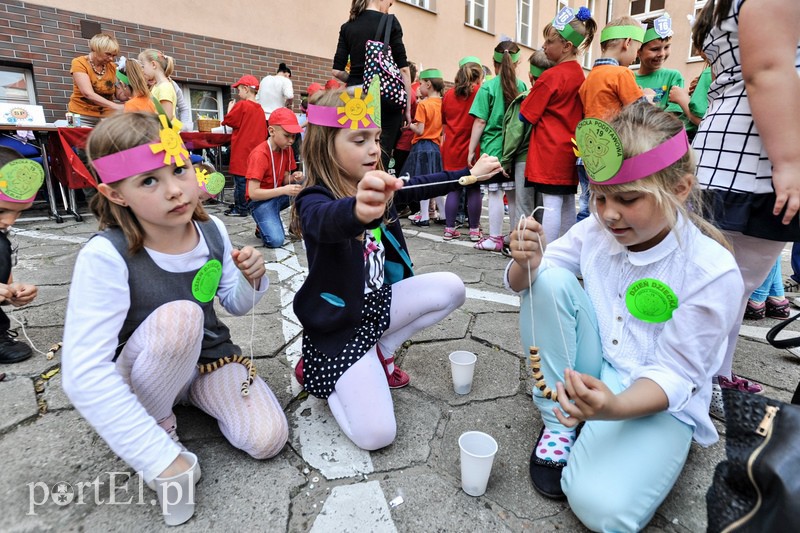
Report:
302,284,392,399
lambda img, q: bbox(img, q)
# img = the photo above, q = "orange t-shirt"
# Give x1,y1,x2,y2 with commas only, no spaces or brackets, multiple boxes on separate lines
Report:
412,97,443,145
68,56,118,117
578,64,643,120
123,95,156,113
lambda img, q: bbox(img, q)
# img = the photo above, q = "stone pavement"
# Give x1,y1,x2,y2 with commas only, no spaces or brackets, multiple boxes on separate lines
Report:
1,202,799,532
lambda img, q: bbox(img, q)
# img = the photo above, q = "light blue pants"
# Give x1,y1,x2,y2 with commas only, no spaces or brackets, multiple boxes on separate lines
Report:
520,267,693,532
750,257,783,303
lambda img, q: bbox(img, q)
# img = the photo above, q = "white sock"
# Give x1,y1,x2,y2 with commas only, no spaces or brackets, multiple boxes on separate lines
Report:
534,428,576,464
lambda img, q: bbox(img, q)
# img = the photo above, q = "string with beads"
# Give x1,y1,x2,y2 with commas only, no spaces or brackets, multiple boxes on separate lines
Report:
516,209,571,402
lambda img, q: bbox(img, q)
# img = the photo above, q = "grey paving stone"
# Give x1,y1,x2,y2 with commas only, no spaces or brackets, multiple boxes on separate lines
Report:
0,374,39,433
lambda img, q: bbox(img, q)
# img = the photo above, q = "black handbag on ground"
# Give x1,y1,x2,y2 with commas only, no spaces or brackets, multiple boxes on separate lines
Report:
706,315,800,532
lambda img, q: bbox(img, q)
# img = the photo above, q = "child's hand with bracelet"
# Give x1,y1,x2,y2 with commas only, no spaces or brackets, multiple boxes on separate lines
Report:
231,246,266,289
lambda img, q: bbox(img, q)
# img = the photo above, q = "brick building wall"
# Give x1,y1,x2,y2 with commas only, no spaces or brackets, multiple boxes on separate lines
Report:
0,0,333,122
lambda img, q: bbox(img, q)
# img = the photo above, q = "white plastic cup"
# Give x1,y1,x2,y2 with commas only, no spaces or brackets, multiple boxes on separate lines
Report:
458,431,498,497
449,351,477,394
154,451,198,526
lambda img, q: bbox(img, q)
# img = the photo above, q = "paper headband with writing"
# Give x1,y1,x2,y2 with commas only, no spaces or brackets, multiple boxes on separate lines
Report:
91,115,190,184
552,6,591,48
600,25,646,43
459,56,482,67
419,68,443,79
0,159,45,203
493,50,521,63
643,14,673,43
575,118,689,185
306,75,381,130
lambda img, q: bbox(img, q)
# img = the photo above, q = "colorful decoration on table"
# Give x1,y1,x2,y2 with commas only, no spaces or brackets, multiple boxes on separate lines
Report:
195,167,225,196
0,159,44,203
625,278,679,323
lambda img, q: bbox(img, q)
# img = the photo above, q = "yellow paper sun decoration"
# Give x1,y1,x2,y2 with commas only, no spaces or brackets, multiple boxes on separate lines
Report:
337,87,375,130
150,115,189,166
195,166,209,188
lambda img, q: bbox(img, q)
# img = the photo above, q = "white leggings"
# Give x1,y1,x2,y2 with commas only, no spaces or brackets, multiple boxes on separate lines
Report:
116,301,289,460
487,189,516,237
541,193,576,245
327,272,466,450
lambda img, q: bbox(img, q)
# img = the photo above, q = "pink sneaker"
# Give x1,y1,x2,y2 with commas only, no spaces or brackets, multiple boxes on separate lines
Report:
718,374,764,394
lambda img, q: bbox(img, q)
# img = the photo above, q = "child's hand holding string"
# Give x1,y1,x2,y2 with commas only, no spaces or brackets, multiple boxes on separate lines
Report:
232,246,266,289
509,217,546,271
553,368,617,427
469,154,505,182
0,282,16,305
355,170,402,224
8,283,37,307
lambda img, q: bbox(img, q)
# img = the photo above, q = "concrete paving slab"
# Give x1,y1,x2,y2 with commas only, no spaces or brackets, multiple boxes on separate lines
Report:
309,480,396,533
0,374,39,433
405,308,470,344
471,310,523,357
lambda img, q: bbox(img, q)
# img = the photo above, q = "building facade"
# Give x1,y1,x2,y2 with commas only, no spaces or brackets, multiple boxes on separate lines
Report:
1,0,705,124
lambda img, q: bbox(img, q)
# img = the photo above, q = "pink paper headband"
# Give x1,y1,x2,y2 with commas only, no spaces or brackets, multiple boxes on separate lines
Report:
600,129,689,185
306,84,380,130
91,116,190,184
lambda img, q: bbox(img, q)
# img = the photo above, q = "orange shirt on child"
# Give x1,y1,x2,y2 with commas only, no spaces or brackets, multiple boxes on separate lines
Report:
412,97,443,145
579,64,643,120
123,96,156,113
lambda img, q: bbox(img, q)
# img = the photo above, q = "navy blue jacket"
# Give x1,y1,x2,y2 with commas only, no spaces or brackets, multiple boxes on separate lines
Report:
293,168,471,356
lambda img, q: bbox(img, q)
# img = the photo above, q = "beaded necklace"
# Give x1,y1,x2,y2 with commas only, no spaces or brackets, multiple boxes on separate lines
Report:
87,54,106,78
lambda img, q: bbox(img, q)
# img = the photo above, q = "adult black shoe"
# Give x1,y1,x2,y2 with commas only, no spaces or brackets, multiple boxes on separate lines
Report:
528,426,566,500
0,330,33,364
224,209,248,218
410,219,430,227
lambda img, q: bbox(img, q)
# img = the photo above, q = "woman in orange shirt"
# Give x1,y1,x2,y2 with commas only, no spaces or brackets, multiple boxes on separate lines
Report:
68,33,124,127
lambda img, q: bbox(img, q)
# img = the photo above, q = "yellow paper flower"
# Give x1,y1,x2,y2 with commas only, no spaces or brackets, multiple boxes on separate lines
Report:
150,115,189,167
336,87,375,130
195,167,209,187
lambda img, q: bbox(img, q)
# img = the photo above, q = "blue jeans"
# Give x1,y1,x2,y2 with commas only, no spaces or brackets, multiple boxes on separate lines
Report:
576,164,590,222
250,195,291,248
750,258,783,303
520,267,692,532
232,175,248,213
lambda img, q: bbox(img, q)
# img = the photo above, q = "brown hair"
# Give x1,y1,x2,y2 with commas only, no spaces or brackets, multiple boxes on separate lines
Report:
692,0,721,55
591,102,729,250
125,59,150,98
544,12,598,54
529,49,555,78
642,16,673,43
291,89,386,237
601,15,643,51
454,62,483,98
86,112,208,254
493,41,522,109
349,0,369,21
422,77,445,94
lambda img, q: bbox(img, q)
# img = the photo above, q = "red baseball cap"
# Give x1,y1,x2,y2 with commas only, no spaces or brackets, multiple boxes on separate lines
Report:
269,107,303,134
306,82,323,97
232,75,259,90
325,78,343,90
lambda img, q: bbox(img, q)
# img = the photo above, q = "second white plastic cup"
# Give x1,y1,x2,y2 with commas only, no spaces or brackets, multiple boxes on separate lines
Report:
449,351,477,394
458,431,498,497
154,451,198,526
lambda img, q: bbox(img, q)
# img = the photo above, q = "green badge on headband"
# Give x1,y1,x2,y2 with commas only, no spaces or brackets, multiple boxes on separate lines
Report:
205,172,225,196
625,278,679,323
368,75,382,128
192,259,222,303
575,119,624,183
0,159,45,201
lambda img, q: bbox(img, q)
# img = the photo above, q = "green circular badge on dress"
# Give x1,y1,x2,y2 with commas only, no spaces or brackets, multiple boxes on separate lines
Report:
192,259,222,303
575,118,624,183
625,278,679,323
0,159,45,201
205,172,226,196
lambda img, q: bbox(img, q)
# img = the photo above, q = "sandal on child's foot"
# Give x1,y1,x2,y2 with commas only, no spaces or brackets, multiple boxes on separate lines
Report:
443,228,461,241
744,300,765,320
469,228,482,242
473,235,504,252
766,297,790,319
529,427,567,500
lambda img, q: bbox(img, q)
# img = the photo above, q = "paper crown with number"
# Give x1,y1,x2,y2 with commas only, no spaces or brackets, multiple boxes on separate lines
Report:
643,14,673,43
91,115,190,184
306,75,381,130
552,6,592,47
574,118,689,186
0,159,45,203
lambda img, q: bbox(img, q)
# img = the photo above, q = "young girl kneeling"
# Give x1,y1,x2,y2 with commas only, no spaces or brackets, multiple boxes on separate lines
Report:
507,103,743,531
293,86,501,450
62,113,288,525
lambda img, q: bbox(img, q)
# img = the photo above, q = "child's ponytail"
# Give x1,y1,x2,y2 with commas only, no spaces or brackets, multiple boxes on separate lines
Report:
454,62,483,98
572,7,597,53
140,48,169,74
163,55,175,78
494,41,521,109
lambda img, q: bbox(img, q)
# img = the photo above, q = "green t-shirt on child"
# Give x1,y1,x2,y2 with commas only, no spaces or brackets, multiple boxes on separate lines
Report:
636,68,684,114
469,76,528,158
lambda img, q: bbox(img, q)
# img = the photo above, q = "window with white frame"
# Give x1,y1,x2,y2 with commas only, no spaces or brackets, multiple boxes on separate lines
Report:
465,0,489,31
184,84,223,123
517,0,533,47
400,0,436,10
630,0,665,16
689,0,707,60
0,66,36,104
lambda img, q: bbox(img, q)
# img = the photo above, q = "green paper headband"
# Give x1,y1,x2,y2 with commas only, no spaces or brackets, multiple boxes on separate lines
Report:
643,14,673,43
493,50,521,63
419,68,443,79
530,64,547,78
556,23,585,48
116,70,130,85
600,25,646,43
0,159,45,203
459,56,482,67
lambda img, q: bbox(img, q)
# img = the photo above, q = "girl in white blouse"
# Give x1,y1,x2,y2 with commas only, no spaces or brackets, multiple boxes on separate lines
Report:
506,102,744,532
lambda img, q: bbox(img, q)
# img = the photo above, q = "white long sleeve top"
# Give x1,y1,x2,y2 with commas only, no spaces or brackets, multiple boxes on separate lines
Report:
506,215,744,445
62,216,268,481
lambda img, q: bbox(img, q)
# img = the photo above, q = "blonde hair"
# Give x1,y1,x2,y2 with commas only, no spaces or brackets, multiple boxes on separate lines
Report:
529,49,555,77
454,62,483,98
601,15,642,51
291,89,386,237
493,41,522,109
590,102,729,250
86,113,208,254
543,13,598,54
89,33,119,55
125,60,150,98
139,48,170,74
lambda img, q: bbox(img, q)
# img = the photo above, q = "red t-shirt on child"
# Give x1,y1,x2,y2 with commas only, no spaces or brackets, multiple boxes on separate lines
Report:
245,140,297,200
222,99,267,176
441,87,480,171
